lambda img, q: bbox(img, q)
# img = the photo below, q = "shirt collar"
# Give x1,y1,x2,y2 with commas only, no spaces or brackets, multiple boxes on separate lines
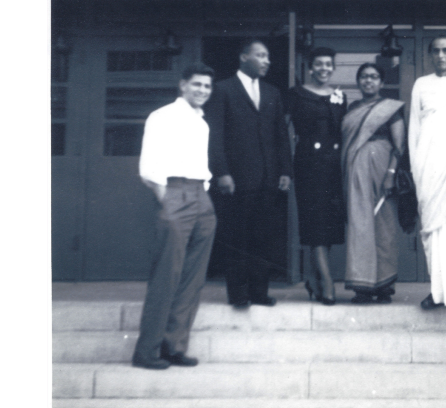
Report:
176,97,204,117
237,70,258,87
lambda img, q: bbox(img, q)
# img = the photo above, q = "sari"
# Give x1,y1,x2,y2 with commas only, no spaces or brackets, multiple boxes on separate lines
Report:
342,98,405,294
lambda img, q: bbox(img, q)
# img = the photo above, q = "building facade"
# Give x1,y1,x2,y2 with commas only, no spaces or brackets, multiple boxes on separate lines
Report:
51,0,445,281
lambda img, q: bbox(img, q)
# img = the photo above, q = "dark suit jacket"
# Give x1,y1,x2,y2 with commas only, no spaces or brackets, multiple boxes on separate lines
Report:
205,75,292,192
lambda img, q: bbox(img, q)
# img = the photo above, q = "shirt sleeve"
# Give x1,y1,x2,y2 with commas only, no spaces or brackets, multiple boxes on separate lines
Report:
139,110,170,187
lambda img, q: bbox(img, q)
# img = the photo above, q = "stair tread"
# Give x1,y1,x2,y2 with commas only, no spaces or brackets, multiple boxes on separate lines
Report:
53,363,446,400
52,330,446,364
53,300,446,332
52,398,446,408
52,281,431,303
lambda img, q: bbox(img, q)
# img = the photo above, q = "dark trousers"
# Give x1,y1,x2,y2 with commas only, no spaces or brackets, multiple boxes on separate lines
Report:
133,178,216,361
213,188,277,304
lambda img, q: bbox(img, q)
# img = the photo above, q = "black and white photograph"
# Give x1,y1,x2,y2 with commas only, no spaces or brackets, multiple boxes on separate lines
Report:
46,1,446,407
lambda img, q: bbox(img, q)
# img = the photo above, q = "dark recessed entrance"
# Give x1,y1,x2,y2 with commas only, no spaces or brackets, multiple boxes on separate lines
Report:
202,36,290,281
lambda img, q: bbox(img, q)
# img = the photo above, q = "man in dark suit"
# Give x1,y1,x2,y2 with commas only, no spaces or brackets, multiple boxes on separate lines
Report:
205,39,292,309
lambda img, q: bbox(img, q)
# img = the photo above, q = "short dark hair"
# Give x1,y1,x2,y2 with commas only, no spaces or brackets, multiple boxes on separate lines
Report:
308,47,336,68
239,38,268,56
428,34,446,53
356,62,385,82
181,63,215,81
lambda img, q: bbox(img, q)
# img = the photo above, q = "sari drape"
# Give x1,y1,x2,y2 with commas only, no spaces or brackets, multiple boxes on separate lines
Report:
342,98,404,293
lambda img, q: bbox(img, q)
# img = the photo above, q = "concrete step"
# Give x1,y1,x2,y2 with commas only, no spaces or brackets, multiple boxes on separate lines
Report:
53,363,446,399
52,330,446,364
52,301,446,332
52,399,446,408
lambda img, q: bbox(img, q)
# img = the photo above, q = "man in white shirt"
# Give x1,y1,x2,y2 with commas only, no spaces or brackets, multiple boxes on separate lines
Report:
409,35,446,310
132,63,217,369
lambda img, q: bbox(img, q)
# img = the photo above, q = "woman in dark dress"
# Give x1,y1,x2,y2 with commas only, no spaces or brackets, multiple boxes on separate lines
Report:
288,47,347,305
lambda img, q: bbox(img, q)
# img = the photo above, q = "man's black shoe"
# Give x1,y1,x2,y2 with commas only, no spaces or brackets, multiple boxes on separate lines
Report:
351,294,373,304
161,352,198,367
132,353,170,370
421,293,445,310
251,296,277,306
232,300,251,309
376,294,392,304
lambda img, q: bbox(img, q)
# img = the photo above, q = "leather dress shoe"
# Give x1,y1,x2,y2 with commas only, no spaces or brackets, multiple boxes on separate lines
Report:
421,293,445,310
251,296,277,306
351,293,373,304
376,294,392,304
232,300,251,309
161,352,198,367
132,353,170,370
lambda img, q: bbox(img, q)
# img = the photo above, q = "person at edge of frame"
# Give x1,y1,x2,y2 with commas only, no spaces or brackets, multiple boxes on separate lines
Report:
409,34,446,310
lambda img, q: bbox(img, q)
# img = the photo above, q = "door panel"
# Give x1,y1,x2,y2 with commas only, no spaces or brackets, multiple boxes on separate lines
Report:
51,37,90,281
52,158,83,280
81,37,180,280
83,158,158,280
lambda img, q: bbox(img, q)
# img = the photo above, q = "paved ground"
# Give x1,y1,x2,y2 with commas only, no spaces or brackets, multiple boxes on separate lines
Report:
53,280,432,306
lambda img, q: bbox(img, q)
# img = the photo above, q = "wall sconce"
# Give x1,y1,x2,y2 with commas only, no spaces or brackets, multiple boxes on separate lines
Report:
157,30,182,56
52,34,72,82
296,26,313,52
380,25,403,58
54,35,72,55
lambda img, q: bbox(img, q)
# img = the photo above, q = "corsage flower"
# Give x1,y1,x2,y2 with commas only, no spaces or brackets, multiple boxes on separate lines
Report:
330,88,344,105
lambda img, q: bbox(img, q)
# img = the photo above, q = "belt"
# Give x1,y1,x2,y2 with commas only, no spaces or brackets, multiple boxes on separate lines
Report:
167,177,205,187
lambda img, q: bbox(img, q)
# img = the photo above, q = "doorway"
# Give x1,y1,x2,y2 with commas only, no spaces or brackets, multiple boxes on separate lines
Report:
202,36,290,281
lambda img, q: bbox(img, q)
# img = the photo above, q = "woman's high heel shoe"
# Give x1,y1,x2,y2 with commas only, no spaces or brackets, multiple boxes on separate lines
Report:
305,280,322,302
320,280,336,306
321,295,336,306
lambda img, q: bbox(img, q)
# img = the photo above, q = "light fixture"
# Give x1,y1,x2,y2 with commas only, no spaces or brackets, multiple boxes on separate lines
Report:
53,34,72,55
157,30,182,56
296,26,313,52
380,25,403,58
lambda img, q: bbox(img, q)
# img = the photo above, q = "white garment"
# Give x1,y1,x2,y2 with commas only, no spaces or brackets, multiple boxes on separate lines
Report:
237,70,260,109
422,225,446,304
409,73,446,304
139,97,212,196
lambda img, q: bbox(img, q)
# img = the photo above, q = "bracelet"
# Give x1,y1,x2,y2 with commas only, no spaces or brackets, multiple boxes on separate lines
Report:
387,168,396,174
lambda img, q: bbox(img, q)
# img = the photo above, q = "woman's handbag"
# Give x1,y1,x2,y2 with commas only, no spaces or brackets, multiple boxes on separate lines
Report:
395,150,418,234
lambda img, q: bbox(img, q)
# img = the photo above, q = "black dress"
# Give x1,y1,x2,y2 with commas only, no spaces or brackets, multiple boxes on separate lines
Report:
288,85,347,246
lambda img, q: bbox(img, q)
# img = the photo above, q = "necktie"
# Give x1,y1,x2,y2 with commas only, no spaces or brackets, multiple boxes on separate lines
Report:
252,79,260,110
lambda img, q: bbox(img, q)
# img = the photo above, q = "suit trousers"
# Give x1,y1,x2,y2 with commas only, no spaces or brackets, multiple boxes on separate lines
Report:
214,188,277,304
133,178,216,361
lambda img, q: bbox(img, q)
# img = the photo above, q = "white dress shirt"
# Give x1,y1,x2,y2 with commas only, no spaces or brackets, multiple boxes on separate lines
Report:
237,70,260,109
139,97,212,194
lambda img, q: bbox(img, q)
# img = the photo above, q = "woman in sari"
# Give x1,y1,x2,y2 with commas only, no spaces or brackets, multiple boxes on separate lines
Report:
342,63,405,304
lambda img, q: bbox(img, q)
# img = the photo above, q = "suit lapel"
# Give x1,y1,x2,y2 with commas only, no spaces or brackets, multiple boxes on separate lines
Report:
258,81,269,112
233,76,259,113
